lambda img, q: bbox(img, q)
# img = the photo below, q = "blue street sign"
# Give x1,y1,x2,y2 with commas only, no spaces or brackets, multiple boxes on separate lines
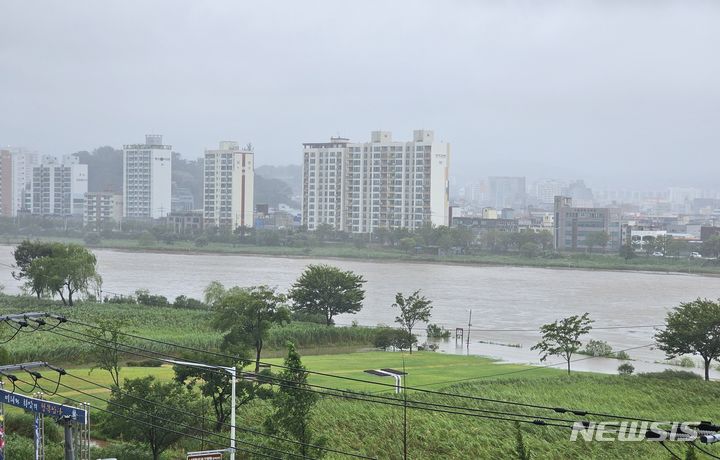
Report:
0,390,87,424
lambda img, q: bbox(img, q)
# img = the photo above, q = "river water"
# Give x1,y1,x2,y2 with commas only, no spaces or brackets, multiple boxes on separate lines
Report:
2,245,719,378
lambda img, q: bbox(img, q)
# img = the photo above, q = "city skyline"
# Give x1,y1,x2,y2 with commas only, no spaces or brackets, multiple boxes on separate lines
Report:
2,1,719,189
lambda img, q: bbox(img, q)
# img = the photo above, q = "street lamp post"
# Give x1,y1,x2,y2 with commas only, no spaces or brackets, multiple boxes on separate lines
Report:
161,358,236,460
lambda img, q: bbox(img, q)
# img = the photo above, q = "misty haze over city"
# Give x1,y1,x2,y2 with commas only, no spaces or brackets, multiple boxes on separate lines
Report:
2,0,719,191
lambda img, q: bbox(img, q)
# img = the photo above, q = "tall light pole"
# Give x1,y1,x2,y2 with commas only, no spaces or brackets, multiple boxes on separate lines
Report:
162,358,237,460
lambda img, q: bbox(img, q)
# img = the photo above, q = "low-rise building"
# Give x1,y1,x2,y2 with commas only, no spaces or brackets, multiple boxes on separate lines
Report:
84,192,123,231
553,196,622,251
167,210,204,234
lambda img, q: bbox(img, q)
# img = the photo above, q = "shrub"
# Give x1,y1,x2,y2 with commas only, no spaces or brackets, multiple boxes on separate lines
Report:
638,370,701,380
83,233,101,245
678,357,695,368
135,289,169,307
373,328,417,351
194,237,208,247
614,351,630,360
92,441,154,460
173,295,207,310
617,363,635,375
583,339,613,357
426,323,451,340
5,412,62,442
104,294,136,304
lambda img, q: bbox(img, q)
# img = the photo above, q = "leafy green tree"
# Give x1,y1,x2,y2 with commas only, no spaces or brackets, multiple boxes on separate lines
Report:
531,313,593,374
173,354,259,432
619,242,636,261
212,285,291,372
12,240,55,297
87,320,123,387
702,235,720,258
641,236,657,257
101,376,198,460
289,264,366,326
393,290,433,353
584,231,610,253
26,243,102,305
655,298,720,381
265,343,326,459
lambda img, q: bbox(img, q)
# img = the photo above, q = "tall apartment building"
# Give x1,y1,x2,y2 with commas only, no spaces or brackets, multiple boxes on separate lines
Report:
553,196,622,251
84,192,123,231
30,154,88,216
10,147,40,215
203,141,254,229
123,134,172,219
302,130,450,233
0,150,12,216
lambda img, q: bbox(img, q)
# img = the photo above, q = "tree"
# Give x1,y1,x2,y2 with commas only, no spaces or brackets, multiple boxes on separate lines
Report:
393,290,433,353
26,243,102,305
101,376,198,460
289,264,366,326
655,298,720,381
702,235,720,259
86,320,123,387
619,242,636,261
212,285,291,372
265,343,326,459
12,240,55,298
584,231,609,253
531,313,593,374
173,354,259,432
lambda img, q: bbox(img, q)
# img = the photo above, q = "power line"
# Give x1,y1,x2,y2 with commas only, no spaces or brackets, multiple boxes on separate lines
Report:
6,374,288,460
47,326,582,426
47,320,682,425
60,369,376,459
32,373,317,460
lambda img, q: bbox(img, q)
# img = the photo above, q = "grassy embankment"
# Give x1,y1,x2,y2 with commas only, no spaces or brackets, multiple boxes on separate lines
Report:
2,234,717,275
0,295,379,364
25,353,720,460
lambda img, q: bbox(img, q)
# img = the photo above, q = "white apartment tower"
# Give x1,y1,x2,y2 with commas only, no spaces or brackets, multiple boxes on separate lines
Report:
302,130,450,233
10,148,40,215
30,154,88,216
203,141,254,230
123,134,172,219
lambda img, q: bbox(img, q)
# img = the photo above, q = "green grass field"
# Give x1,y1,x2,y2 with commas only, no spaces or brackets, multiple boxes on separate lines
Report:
4,351,720,459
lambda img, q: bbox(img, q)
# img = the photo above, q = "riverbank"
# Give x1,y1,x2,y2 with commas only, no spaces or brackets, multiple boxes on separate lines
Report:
2,234,718,276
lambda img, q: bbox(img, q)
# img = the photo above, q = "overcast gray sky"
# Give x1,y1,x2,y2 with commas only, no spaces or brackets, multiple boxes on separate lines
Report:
1,0,718,189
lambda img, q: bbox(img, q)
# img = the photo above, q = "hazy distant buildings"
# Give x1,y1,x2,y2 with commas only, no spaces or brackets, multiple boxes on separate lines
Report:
565,180,594,208
0,150,12,216
31,154,88,216
534,179,565,205
302,130,450,233
123,134,172,219
203,141,254,229
84,191,123,231
488,176,526,210
553,196,622,251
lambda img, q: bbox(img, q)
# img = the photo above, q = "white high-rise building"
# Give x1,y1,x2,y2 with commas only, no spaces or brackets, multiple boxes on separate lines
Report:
123,134,172,219
302,130,450,233
9,147,40,215
203,141,255,230
30,154,88,216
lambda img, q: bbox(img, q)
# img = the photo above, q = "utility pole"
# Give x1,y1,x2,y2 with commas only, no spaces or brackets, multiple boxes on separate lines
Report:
466,309,472,353
59,416,75,460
